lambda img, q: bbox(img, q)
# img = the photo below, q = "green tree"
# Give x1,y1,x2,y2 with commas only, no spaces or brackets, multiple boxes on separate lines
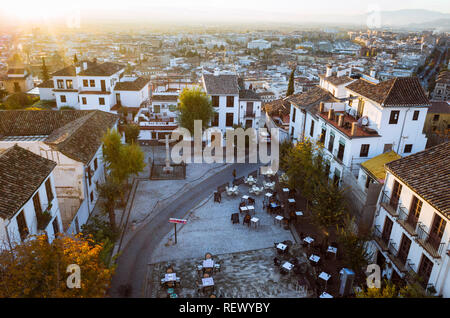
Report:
124,142,146,178
310,182,347,237
41,57,50,82
124,123,140,144
286,68,295,97
102,129,146,204
96,178,121,231
177,87,214,134
4,93,33,109
337,216,372,272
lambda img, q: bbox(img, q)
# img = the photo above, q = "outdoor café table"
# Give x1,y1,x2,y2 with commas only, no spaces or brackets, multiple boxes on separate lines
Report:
309,254,320,264
320,292,333,298
288,198,296,203
250,217,260,228
203,259,214,268
319,272,331,282
282,188,289,193
303,236,314,247
242,195,249,201
164,273,177,282
202,277,214,287
240,206,248,213
276,243,287,251
274,215,284,226
295,211,303,217
327,246,337,259
282,262,294,272
247,205,255,214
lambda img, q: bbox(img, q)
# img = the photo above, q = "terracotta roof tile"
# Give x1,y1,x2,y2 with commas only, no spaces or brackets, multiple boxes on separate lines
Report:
0,145,56,219
114,77,150,91
346,77,430,107
202,74,239,95
386,142,450,218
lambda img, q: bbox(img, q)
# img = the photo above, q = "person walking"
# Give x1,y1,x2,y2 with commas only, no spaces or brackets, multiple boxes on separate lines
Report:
232,169,236,181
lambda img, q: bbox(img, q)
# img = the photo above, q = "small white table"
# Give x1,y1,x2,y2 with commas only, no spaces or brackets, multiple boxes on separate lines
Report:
282,188,289,192
240,206,248,213
303,236,314,247
288,198,296,203
282,262,294,271
242,195,249,200
319,272,331,282
276,243,287,251
327,246,337,259
295,211,303,217
320,292,333,298
202,277,214,287
247,205,255,215
250,217,260,228
274,215,284,226
265,192,273,198
203,259,214,268
164,273,177,282
309,254,320,263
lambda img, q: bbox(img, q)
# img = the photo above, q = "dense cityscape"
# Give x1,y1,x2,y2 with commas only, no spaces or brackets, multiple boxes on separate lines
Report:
0,1,449,306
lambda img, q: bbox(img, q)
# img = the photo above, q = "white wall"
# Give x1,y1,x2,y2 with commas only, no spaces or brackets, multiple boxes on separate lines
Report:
372,172,450,296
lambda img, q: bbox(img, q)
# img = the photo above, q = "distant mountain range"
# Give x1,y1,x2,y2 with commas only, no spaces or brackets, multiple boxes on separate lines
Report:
354,9,450,30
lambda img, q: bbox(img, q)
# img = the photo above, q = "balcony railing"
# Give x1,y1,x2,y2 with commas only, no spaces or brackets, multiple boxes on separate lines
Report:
415,223,445,259
245,111,255,118
379,191,400,218
373,225,389,251
387,241,408,273
397,205,418,237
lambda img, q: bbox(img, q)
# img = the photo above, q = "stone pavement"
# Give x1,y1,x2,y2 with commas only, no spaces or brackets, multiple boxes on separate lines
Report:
148,247,314,298
149,182,294,264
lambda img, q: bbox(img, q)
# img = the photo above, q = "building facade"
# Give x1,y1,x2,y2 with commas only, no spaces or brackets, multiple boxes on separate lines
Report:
371,142,450,297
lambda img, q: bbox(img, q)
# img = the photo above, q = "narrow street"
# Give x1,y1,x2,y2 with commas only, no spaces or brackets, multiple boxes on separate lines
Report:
109,162,260,297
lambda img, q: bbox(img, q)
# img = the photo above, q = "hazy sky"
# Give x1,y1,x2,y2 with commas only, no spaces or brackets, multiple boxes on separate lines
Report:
3,0,450,24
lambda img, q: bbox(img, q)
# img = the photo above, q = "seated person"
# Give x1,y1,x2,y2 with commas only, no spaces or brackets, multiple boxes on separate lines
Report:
273,257,281,266
248,197,255,205
243,213,251,227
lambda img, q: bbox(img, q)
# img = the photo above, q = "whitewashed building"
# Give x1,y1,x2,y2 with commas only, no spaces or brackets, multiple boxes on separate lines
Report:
0,145,63,251
371,142,450,297
247,39,271,50
0,110,118,235
41,60,150,115
202,71,262,134
288,73,430,187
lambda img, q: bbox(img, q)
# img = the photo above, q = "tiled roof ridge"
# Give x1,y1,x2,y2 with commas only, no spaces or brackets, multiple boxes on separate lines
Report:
381,77,398,106
45,111,96,148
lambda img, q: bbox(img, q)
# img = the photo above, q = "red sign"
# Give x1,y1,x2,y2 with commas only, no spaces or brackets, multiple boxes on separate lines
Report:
169,218,187,224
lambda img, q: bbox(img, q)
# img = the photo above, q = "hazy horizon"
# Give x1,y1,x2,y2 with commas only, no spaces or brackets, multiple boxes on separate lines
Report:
1,0,449,27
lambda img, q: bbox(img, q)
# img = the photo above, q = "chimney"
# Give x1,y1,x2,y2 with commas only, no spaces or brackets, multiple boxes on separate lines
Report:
338,114,344,127
328,108,335,120
214,68,220,76
75,66,81,74
83,61,88,70
326,64,333,77
319,102,325,113
351,122,358,136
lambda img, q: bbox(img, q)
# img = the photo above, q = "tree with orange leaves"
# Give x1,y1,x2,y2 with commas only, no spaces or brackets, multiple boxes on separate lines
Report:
0,234,114,297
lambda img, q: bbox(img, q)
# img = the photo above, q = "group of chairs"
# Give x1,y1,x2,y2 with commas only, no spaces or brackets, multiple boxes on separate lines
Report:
195,253,222,297
160,265,181,295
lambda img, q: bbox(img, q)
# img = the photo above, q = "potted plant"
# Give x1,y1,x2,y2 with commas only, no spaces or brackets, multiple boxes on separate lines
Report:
37,206,52,231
